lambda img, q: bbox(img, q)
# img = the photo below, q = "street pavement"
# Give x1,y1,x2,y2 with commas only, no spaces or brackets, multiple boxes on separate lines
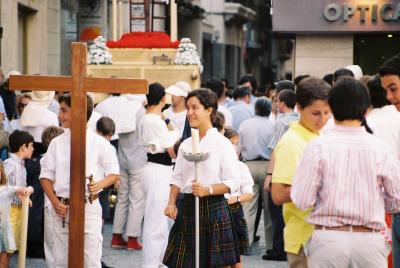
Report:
12,215,288,268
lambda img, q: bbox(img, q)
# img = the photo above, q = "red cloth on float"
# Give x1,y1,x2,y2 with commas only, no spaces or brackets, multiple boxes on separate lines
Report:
106,32,180,49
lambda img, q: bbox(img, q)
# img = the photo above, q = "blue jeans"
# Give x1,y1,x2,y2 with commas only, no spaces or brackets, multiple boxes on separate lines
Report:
393,213,400,268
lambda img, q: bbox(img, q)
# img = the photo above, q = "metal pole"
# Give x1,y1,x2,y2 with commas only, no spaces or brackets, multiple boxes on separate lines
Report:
195,161,200,268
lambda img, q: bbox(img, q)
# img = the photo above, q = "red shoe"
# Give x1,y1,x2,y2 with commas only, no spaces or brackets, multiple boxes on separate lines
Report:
127,237,142,250
111,233,127,249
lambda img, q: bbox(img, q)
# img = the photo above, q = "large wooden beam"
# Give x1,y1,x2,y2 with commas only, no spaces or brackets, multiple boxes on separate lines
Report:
85,77,148,94
9,75,71,91
69,43,87,268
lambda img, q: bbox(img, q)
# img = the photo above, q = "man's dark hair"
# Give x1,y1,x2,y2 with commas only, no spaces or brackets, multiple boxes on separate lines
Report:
323,73,334,86
296,77,331,108
232,86,251,100
9,130,34,153
58,93,94,122
278,89,296,109
329,77,370,122
254,97,272,117
275,80,295,92
378,53,400,77
206,78,224,99
238,74,258,92
294,75,310,87
186,89,218,120
212,111,225,132
333,68,354,83
367,76,390,109
146,82,165,106
221,78,230,89
96,116,116,137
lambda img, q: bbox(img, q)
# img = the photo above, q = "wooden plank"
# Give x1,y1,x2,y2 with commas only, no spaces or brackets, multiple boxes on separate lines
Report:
9,75,71,91
84,77,148,94
68,43,87,268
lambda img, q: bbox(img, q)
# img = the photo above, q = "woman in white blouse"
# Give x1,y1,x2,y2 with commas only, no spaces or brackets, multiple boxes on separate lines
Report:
163,89,241,268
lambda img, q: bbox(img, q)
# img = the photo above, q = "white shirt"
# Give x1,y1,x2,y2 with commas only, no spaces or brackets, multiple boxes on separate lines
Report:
367,105,400,159
87,110,103,133
21,109,59,142
225,161,254,198
39,129,120,198
138,113,178,154
171,128,240,194
163,107,187,137
218,105,233,127
95,95,143,140
48,99,60,116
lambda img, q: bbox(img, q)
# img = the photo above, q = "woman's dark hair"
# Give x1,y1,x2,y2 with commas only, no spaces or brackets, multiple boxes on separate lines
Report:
378,53,400,77
224,127,239,140
296,77,330,108
205,78,224,99
146,82,165,106
186,89,218,120
323,73,334,86
367,76,390,108
329,78,371,122
9,130,34,153
294,75,310,87
333,68,354,83
238,74,258,92
96,116,116,136
212,111,225,132
58,93,94,122
255,97,272,117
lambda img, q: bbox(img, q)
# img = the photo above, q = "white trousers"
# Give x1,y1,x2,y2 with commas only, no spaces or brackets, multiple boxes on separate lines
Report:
306,230,391,268
44,203,55,268
112,168,145,237
51,200,103,268
141,162,172,268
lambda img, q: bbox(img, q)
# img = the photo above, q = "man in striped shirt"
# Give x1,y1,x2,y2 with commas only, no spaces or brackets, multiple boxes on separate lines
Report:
291,78,400,267
379,53,400,268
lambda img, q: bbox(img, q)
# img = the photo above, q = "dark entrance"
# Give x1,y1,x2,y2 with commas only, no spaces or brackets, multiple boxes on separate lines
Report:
354,34,400,75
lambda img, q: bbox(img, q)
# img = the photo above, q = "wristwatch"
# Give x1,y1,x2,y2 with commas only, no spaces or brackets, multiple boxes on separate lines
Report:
208,185,213,196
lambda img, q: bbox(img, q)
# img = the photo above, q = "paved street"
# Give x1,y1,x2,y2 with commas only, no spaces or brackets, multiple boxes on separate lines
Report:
12,215,288,268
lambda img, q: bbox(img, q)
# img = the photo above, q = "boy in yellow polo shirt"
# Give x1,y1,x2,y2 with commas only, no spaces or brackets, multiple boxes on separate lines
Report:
271,77,331,267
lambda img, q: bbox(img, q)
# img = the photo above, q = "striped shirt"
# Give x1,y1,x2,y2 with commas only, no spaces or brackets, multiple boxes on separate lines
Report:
291,125,400,231
268,112,299,153
4,154,27,206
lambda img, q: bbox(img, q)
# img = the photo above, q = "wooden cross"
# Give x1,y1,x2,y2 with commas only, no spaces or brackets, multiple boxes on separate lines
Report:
9,43,148,268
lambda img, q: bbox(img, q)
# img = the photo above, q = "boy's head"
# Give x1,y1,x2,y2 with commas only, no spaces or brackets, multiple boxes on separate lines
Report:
333,68,354,84
238,74,258,92
232,86,251,103
329,77,370,122
42,126,64,151
206,78,224,100
277,89,296,112
378,53,400,111
146,83,166,107
58,93,94,128
96,117,116,141
367,76,390,109
296,77,331,133
9,130,34,158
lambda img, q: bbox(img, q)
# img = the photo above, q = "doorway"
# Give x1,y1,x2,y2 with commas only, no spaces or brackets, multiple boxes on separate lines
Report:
354,34,400,76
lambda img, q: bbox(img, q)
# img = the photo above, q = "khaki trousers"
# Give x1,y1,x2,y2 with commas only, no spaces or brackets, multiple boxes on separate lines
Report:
306,230,391,268
242,160,273,248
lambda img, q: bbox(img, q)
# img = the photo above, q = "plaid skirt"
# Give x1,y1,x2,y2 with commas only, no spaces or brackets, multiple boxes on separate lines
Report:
163,194,240,268
229,202,250,255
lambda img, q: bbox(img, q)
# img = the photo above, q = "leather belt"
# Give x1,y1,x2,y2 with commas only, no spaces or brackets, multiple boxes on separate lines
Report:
57,196,90,204
315,225,380,233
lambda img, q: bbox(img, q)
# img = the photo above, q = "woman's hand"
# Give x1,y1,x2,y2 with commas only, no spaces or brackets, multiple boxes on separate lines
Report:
53,201,69,218
192,181,209,197
164,204,178,220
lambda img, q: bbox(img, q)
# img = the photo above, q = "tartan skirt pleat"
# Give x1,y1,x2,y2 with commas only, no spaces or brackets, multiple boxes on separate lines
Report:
163,194,240,268
229,202,250,255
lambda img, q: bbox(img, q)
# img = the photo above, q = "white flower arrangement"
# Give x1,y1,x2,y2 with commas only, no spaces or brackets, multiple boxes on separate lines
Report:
87,36,112,65
174,38,203,73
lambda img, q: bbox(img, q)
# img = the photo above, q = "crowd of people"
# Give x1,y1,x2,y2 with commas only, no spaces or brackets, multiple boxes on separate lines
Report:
0,52,400,268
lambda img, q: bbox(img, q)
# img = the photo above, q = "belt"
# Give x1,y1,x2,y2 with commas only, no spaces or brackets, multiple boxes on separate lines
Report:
315,225,380,233
57,196,90,204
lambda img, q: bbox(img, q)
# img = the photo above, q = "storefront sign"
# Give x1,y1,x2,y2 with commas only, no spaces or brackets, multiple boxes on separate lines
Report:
272,0,400,33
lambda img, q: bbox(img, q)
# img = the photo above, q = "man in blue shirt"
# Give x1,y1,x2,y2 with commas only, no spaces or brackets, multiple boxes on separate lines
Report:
228,86,254,131
239,97,274,251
